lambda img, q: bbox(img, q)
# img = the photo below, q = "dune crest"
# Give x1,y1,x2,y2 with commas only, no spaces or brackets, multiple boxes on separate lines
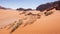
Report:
0,9,60,34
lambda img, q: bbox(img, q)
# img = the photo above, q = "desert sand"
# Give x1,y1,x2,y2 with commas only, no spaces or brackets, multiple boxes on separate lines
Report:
0,9,60,34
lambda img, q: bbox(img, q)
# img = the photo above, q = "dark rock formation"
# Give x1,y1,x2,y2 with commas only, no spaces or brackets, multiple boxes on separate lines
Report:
36,1,60,12
55,1,60,10
16,8,32,11
0,6,11,10
24,8,32,11
16,8,25,11
0,6,6,9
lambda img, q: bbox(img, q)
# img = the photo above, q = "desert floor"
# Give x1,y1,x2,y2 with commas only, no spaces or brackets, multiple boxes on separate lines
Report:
0,9,60,34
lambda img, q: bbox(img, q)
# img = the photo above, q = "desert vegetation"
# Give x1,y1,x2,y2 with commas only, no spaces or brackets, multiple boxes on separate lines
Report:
44,11,53,16
1,11,41,33
10,19,23,33
0,0,60,34
23,13,41,27
7,19,23,33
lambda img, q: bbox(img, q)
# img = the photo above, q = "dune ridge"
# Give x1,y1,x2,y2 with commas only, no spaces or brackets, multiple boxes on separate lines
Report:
0,9,60,34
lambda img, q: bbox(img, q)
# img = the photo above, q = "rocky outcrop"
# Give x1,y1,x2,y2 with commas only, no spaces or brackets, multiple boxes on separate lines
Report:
16,8,32,11
36,1,60,12
24,8,32,11
0,6,6,9
0,6,11,10
16,8,25,11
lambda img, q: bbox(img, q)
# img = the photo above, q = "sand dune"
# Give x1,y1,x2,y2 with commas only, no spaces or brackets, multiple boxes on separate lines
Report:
0,9,60,34
0,9,19,28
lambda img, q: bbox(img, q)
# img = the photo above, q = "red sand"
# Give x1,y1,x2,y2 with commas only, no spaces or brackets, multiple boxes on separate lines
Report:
0,9,60,34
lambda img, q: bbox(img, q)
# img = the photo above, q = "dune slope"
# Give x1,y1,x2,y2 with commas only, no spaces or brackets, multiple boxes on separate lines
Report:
0,9,60,34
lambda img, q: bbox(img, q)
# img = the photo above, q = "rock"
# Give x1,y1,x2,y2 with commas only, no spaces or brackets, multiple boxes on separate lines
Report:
36,1,60,12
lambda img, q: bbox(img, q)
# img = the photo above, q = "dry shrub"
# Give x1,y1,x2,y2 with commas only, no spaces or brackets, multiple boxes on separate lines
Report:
44,11,53,16
7,19,23,33
23,13,41,27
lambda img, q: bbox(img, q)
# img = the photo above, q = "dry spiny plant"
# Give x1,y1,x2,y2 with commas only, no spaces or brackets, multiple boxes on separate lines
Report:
44,11,53,16
23,12,41,27
19,11,27,15
7,19,23,33
0,12,41,33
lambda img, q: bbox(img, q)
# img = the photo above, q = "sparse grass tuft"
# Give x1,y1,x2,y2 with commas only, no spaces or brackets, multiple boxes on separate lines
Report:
9,19,23,33
44,11,53,16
